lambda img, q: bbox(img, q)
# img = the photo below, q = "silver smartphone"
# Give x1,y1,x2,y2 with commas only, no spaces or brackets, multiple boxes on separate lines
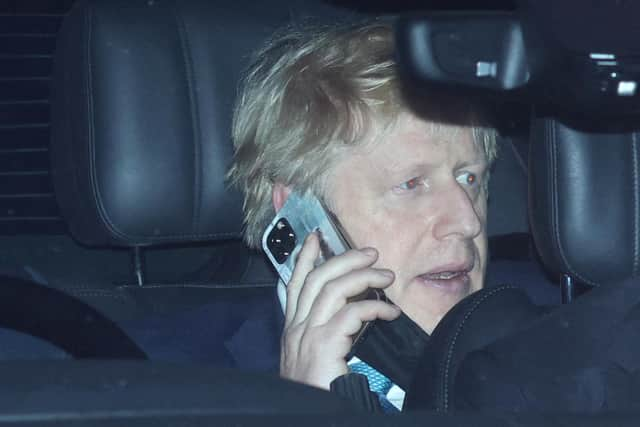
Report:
262,191,384,350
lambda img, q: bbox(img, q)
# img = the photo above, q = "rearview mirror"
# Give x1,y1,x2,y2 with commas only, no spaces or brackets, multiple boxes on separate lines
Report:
395,8,640,117
396,13,528,92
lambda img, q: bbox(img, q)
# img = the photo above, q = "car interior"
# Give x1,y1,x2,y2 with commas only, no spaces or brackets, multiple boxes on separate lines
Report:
1,0,639,425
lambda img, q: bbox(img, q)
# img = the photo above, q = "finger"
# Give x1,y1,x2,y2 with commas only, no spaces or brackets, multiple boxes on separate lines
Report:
306,268,395,327
284,232,320,328
293,247,379,326
324,300,402,337
285,325,353,389
283,300,400,385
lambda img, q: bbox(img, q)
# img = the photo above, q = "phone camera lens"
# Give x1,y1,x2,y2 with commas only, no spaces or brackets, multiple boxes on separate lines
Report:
267,218,297,264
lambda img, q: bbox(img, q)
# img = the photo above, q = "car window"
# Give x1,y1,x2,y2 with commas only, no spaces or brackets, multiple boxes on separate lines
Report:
0,0,637,425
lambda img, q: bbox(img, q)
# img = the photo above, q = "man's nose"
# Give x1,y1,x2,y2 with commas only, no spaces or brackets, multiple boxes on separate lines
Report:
432,184,482,240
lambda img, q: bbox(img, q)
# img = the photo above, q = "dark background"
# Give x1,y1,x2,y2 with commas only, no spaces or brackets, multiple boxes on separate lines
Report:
0,0,515,14
0,0,73,13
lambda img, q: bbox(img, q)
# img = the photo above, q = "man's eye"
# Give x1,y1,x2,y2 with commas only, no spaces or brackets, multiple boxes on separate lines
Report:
394,177,422,192
456,172,477,187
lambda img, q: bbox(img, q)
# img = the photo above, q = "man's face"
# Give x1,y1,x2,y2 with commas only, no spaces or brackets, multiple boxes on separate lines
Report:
326,112,488,334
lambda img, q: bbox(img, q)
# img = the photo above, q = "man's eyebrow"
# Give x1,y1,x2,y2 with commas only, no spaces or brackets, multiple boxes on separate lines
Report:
455,159,488,170
383,162,434,178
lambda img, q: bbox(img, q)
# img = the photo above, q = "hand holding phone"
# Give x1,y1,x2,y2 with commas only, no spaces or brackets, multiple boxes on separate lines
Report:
263,192,400,390
271,226,401,390
262,192,387,349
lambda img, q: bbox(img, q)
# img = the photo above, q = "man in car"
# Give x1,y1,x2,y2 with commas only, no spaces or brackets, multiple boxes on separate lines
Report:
227,20,497,410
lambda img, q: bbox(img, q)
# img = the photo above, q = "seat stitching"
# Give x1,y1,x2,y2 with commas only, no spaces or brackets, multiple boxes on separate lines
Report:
83,5,133,243
82,3,228,243
508,138,528,176
549,120,564,274
62,288,128,301
441,284,517,412
549,122,597,286
67,292,127,300
125,231,240,240
175,2,202,232
84,5,102,234
632,133,639,276
117,282,275,290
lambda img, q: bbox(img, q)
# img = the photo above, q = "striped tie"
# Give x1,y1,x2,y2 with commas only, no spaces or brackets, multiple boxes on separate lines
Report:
349,360,399,413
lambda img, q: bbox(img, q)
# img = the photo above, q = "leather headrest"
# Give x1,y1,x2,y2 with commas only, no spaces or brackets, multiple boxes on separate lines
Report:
50,0,289,247
50,0,532,247
529,117,640,286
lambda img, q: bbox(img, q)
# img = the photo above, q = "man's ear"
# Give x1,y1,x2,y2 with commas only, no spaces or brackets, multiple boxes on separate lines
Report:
272,183,292,212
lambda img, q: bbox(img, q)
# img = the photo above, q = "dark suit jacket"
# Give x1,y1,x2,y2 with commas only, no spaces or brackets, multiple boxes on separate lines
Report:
124,259,558,370
0,259,557,366
124,289,283,371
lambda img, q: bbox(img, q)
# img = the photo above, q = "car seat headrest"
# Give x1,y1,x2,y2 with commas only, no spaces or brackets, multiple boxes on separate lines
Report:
50,0,289,247
50,0,531,248
529,116,640,286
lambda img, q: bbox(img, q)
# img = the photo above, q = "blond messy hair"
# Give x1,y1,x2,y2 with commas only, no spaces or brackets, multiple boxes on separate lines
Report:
227,20,497,248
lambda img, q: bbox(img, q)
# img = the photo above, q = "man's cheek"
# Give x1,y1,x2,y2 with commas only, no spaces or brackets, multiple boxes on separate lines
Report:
477,196,489,222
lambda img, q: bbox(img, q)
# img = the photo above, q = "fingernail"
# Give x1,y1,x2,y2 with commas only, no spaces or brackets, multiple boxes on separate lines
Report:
361,247,377,257
387,302,401,312
380,270,394,279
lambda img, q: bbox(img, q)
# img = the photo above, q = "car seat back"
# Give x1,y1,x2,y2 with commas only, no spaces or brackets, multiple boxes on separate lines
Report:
529,116,640,296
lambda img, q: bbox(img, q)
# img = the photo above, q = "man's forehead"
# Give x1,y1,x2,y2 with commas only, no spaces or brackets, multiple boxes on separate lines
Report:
390,111,473,143
365,115,484,166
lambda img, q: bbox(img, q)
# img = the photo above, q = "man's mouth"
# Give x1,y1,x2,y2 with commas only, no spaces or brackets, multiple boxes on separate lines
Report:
422,270,468,280
416,262,474,294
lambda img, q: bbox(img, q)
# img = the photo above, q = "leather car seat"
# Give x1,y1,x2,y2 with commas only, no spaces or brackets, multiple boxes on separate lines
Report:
529,117,640,295
49,0,353,322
